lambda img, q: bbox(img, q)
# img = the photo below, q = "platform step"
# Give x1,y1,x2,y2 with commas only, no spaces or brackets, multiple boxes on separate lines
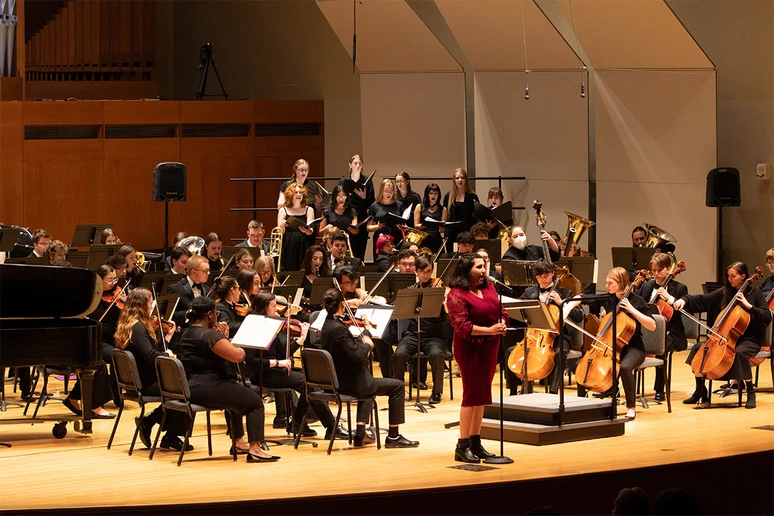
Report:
483,393,614,426
480,417,626,446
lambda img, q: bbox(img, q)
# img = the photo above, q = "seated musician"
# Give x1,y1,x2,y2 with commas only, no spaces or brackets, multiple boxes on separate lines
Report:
28,229,52,258
598,267,656,420
374,235,395,273
254,255,280,288
320,288,419,448
673,262,771,409
328,231,362,272
114,288,188,451
166,255,212,327
439,231,475,259
486,187,513,239
236,220,271,255
234,248,254,272
46,240,68,265
637,253,688,401
88,264,124,404
167,246,192,275
502,225,560,262
396,249,417,274
106,255,127,284
178,296,279,462
392,255,447,405
117,245,144,289
213,277,246,336
101,228,120,245
760,248,774,296
236,269,261,306
164,232,189,270
247,292,348,440
301,245,330,302
631,226,648,248
511,260,584,394
470,222,490,241
203,232,224,272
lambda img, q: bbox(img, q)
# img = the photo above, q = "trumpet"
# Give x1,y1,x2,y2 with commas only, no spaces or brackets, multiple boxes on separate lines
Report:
270,226,283,272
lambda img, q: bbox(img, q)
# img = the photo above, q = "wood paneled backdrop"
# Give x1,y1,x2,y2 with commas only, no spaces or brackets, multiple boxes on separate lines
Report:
0,100,324,251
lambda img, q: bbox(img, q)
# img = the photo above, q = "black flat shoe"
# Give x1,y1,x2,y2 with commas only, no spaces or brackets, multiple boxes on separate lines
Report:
353,434,375,447
160,436,194,452
654,393,665,402
428,393,442,404
272,417,287,429
230,446,250,455
385,434,419,448
62,398,82,417
246,452,280,463
135,417,153,449
92,411,116,420
745,392,756,409
324,425,350,440
288,424,317,437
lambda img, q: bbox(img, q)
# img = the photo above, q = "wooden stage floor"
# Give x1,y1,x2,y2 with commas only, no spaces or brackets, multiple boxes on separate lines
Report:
2,351,773,514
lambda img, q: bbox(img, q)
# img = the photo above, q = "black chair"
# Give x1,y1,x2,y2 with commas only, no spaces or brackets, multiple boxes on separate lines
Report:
294,348,380,455
107,349,161,454
634,314,671,413
150,356,237,466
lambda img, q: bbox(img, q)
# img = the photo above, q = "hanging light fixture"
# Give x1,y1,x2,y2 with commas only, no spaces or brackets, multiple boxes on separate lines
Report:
568,0,586,98
520,1,530,100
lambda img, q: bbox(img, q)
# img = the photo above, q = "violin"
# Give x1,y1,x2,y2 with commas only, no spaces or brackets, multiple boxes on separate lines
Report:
338,313,377,330
101,284,128,311
690,266,764,380
649,259,687,322
235,303,250,317
575,270,649,393
151,315,178,334
282,319,305,337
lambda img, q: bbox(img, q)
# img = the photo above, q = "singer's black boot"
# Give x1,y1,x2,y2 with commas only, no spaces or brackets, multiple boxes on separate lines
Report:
454,438,480,463
470,435,496,459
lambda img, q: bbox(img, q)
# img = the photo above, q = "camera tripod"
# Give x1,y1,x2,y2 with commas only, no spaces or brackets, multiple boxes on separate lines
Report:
195,43,228,100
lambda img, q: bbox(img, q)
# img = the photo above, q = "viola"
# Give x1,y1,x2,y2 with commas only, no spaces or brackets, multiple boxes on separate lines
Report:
691,266,764,380
650,259,687,322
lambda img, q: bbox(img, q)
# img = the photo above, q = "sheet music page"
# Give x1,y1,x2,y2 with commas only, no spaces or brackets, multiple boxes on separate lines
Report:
311,312,327,333
354,306,394,339
231,315,284,349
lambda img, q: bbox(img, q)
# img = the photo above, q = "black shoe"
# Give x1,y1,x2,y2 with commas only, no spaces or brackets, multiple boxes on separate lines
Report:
746,392,756,409
20,393,33,403
412,382,428,391
324,425,350,440
272,417,287,429
135,416,152,449
428,393,442,405
469,435,495,459
288,424,317,437
654,392,665,402
246,452,280,463
683,386,708,404
160,436,194,452
454,439,480,463
353,434,375,447
62,398,82,417
593,387,619,399
385,434,419,448
230,445,249,455
91,411,116,420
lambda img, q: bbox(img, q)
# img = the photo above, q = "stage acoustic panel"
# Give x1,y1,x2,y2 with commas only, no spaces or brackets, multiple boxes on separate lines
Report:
480,418,626,446
483,393,615,426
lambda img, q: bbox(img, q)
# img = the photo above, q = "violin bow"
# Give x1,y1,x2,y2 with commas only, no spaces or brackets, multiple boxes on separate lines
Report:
98,280,131,322
151,282,169,352
361,264,395,305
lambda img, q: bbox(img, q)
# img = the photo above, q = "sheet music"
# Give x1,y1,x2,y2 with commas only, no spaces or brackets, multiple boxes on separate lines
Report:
354,305,394,339
231,315,284,349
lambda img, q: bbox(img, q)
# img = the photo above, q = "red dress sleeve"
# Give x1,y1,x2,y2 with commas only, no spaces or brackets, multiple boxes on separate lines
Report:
447,288,475,341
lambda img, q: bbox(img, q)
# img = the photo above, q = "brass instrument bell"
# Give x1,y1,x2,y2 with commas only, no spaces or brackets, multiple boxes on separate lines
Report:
643,223,677,249
402,226,428,247
178,236,205,255
562,212,595,257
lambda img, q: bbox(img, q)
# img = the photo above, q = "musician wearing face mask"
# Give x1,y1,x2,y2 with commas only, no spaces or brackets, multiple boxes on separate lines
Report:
502,225,560,262
392,255,448,405
328,232,362,272
509,260,584,395
673,262,771,409
636,253,688,402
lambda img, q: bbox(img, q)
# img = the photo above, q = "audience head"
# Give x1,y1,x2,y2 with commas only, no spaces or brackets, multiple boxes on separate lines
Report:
650,487,701,515
612,487,651,516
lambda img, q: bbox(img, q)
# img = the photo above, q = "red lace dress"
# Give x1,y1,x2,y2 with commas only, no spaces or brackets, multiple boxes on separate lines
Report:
447,283,509,406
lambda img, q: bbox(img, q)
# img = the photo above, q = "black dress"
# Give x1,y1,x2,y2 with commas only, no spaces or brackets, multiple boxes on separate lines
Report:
442,192,479,251
397,191,422,228
418,205,444,254
369,201,404,257
280,179,323,216
323,207,357,231
281,207,310,272
339,174,375,261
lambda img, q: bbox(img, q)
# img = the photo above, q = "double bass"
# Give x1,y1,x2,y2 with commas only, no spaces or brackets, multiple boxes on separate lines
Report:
575,270,649,393
532,200,584,295
690,266,764,380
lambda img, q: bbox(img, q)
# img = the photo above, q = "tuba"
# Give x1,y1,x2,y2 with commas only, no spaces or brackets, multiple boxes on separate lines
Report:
269,226,283,272
643,223,677,249
562,212,595,257
496,219,511,244
178,236,205,255
135,251,147,272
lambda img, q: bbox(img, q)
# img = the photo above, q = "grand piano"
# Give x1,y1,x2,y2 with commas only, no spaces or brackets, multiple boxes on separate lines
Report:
0,264,102,436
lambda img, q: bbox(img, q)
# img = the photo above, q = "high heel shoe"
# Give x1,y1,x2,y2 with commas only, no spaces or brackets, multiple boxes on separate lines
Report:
62,398,82,417
246,452,280,463
682,386,708,404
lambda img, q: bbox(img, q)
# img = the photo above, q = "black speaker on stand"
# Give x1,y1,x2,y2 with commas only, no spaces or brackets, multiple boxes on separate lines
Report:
706,167,740,281
153,162,187,255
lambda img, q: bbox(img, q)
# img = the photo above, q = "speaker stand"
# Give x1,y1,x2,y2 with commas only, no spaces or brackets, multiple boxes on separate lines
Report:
716,207,723,282
164,201,171,256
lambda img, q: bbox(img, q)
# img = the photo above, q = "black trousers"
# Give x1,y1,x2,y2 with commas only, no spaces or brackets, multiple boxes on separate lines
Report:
374,320,397,379
354,377,405,426
392,334,445,395
68,361,113,409
264,368,335,429
102,342,121,405
620,346,646,408
143,382,187,437
188,374,265,442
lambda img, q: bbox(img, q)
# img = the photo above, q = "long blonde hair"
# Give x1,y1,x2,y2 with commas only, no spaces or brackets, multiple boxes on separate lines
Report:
450,167,474,200
114,288,157,349
376,179,397,205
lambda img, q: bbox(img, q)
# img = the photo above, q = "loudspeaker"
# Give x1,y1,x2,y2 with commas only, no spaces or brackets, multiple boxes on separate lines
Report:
706,168,740,207
153,162,187,202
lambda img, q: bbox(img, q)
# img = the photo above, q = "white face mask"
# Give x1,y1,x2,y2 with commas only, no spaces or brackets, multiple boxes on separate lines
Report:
513,235,527,250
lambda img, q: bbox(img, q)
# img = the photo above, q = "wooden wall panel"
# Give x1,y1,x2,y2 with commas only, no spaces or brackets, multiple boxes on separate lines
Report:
103,99,180,124
0,103,25,224
24,101,103,126
180,100,253,124
254,100,324,123
104,138,181,250
254,136,324,157
22,140,105,243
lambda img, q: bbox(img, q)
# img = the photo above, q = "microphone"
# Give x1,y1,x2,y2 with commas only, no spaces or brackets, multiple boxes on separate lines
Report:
488,276,513,293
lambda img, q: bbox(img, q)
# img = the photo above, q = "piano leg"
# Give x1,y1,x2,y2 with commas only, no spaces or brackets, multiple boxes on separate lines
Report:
79,368,95,434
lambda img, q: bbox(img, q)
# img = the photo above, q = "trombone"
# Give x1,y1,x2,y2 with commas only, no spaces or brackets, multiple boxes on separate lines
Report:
269,226,283,272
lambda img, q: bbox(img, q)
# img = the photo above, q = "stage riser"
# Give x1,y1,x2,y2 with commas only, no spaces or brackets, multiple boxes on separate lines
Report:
483,405,612,426
481,419,626,445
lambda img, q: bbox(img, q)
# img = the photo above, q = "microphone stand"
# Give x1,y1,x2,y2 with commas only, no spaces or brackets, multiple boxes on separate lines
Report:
484,280,514,464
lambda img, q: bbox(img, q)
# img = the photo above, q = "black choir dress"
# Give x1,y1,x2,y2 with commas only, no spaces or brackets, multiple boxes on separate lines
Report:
369,201,404,257
417,205,444,254
323,207,357,232
280,207,310,272
442,192,479,252
397,191,422,228
339,174,375,261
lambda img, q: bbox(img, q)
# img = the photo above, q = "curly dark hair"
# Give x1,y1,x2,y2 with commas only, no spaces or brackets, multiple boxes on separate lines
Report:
448,253,488,290
186,296,215,324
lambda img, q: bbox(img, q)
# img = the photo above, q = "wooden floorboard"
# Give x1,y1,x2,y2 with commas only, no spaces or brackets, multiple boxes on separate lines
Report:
1,350,773,514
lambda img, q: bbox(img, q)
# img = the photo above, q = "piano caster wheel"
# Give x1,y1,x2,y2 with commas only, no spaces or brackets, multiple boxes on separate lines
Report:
52,422,68,439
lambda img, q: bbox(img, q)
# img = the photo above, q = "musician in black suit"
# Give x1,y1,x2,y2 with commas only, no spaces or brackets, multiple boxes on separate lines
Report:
508,260,584,394
28,229,51,258
637,253,688,401
236,220,271,255
502,225,560,262
320,288,419,448
328,231,362,272
166,255,211,328
166,246,191,275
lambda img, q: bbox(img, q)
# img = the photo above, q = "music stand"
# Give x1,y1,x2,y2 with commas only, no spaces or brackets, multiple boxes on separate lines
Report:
501,260,537,289
504,300,558,395
555,256,597,285
66,251,89,269
435,258,460,286
387,274,417,305
71,224,114,247
364,272,390,300
0,228,19,253
156,293,180,322
392,288,445,413
474,239,503,264
611,247,655,272
278,271,305,288
222,245,262,261
309,277,334,306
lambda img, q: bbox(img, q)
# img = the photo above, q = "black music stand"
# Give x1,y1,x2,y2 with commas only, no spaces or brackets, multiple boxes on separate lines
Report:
71,224,114,247
505,300,558,395
475,239,504,264
222,245,263,261
392,288,445,413
66,251,89,269
435,258,460,286
309,278,334,306
387,274,417,305
0,228,22,257
279,271,305,288
611,247,655,272
555,256,597,285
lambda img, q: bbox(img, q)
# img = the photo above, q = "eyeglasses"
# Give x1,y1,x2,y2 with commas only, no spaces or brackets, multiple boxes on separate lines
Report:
341,281,355,287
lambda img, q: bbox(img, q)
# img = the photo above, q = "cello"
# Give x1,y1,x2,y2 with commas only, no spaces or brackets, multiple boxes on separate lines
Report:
575,270,649,393
690,266,764,380
649,258,687,322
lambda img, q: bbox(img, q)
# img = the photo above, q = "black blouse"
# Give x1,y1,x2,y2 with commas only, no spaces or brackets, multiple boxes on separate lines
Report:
597,293,653,352
179,326,229,378
125,321,167,388
339,174,375,219
323,207,356,230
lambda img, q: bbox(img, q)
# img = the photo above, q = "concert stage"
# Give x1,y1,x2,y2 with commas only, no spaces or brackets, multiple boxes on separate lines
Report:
1,350,773,515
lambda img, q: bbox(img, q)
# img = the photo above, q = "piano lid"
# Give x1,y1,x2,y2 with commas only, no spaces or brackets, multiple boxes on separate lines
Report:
0,264,101,319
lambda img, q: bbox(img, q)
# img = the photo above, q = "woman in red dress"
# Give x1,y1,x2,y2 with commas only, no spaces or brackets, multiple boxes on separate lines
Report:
446,254,509,463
